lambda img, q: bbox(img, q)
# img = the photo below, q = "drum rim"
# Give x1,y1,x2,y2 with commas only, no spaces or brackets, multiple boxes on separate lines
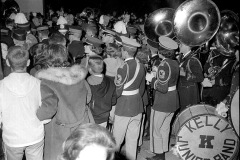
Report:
228,89,239,137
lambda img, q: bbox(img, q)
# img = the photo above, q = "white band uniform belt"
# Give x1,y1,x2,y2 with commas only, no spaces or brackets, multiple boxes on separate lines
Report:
122,89,139,95
168,85,176,91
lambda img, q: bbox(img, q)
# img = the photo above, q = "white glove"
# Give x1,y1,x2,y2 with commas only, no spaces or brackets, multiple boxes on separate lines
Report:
216,102,228,117
202,78,213,87
41,119,51,125
146,72,155,82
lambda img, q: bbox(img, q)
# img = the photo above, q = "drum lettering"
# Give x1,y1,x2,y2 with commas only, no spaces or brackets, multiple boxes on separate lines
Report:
213,154,224,160
193,117,204,129
177,136,188,143
185,121,196,133
198,135,214,149
178,144,190,151
213,118,221,130
182,149,194,160
224,139,236,146
222,139,236,154
205,116,213,126
220,153,230,160
220,124,232,133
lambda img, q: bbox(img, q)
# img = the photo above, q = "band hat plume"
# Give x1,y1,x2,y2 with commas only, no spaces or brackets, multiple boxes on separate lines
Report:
14,13,28,24
57,16,68,25
158,36,178,50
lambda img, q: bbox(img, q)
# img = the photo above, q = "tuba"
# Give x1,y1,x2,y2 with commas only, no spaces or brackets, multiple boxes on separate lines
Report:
215,10,239,57
173,0,221,47
144,8,175,42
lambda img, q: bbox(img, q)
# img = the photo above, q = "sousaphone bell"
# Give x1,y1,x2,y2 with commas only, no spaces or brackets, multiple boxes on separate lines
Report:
173,0,221,46
144,8,175,42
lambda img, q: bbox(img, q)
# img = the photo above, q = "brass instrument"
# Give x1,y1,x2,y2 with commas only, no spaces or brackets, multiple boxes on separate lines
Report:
173,0,221,47
215,10,239,57
144,8,175,42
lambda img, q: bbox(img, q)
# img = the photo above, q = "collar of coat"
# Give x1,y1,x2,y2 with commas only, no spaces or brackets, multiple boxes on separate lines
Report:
35,65,87,85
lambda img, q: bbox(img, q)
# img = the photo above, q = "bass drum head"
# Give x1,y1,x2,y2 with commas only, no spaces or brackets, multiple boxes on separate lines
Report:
230,89,239,136
175,104,239,160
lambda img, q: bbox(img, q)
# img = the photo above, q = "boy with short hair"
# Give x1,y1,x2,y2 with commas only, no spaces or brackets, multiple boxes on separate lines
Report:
0,46,45,160
87,56,117,127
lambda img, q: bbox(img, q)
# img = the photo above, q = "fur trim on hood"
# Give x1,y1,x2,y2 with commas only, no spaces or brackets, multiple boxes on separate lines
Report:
35,65,88,85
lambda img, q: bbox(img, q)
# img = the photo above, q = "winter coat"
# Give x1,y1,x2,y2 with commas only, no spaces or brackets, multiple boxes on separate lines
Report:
35,65,92,160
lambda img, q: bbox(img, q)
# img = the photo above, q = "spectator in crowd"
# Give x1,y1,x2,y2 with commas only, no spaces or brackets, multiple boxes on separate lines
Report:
35,44,93,160
0,46,45,160
87,55,117,128
59,123,117,160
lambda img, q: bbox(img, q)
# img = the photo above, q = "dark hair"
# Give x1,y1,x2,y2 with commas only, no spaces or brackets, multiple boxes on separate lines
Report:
60,123,116,160
29,43,48,64
46,44,69,67
7,46,29,70
49,32,66,46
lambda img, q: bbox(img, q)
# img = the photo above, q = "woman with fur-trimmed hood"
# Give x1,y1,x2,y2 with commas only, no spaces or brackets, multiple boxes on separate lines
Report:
35,44,93,160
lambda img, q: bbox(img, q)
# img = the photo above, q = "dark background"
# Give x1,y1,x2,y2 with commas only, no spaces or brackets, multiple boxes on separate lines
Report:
45,0,238,17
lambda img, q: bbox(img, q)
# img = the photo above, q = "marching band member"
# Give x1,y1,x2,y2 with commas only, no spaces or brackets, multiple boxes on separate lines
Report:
202,48,236,106
177,42,204,110
146,36,179,160
144,39,162,140
112,36,145,160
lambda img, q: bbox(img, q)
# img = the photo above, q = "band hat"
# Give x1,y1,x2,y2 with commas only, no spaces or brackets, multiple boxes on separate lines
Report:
1,28,9,35
147,39,159,50
114,35,122,45
127,25,137,34
58,24,69,32
14,13,28,24
33,12,37,17
57,16,68,25
12,29,27,41
102,28,116,36
69,25,82,35
158,36,178,50
17,22,31,32
120,36,141,49
37,25,49,31
85,35,103,47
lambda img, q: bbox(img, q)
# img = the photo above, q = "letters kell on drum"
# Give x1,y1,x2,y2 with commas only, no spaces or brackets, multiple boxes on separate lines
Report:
175,114,239,160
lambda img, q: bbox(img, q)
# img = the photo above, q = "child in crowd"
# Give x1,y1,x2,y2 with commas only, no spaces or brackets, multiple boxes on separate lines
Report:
59,123,117,160
0,46,44,160
87,56,117,128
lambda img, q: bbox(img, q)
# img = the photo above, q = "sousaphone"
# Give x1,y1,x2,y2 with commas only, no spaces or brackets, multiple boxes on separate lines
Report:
173,0,221,46
144,8,175,42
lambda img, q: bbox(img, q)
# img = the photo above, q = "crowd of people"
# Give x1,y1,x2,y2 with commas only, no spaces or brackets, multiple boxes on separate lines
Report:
0,0,239,160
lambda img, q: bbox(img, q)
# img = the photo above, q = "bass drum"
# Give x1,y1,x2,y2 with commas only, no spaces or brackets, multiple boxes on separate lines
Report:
229,89,239,137
172,104,239,160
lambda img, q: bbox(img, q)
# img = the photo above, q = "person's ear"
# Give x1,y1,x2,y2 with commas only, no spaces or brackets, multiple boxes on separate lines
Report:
27,59,30,67
6,59,10,67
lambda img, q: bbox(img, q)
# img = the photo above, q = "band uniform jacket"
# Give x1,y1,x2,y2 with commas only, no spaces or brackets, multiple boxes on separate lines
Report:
114,58,146,117
178,53,204,108
151,58,180,112
68,40,85,62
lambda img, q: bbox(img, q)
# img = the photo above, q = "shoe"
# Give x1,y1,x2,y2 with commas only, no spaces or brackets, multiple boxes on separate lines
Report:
146,153,165,160
137,146,141,153
143,134,150,141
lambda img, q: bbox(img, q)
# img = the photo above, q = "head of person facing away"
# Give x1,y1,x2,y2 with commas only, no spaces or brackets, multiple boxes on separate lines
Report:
6,46,30,72
59,123,117,160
